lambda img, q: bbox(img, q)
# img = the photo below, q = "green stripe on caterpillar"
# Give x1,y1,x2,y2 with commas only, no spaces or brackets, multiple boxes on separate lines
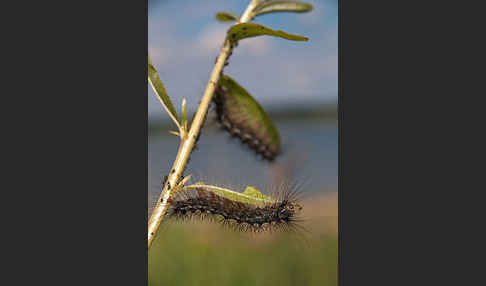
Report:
167,183,303,233
213,75,281,161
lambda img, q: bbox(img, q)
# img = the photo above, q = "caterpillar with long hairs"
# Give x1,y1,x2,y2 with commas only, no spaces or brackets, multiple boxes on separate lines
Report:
166,184,303,233
212,75,281,161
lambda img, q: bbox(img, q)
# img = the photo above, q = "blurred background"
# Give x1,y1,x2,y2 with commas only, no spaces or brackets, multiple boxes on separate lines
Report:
148,0,337,285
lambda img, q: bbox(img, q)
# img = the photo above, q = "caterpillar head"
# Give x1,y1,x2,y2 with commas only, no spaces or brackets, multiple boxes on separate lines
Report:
277,200,303,221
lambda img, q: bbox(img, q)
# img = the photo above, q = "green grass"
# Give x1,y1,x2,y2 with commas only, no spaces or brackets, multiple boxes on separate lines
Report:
149,221,337,286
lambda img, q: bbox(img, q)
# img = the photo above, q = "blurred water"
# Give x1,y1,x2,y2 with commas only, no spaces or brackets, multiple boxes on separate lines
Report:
148,119,337,206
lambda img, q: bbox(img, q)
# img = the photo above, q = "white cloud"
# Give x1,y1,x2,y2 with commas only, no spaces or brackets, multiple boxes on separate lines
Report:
148,0,338,120
148,45,171,65
197,24,227,55
238,37,272,56
286,72,313,91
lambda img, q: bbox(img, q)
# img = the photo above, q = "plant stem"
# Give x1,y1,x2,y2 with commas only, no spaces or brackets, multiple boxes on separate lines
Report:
147,0,262,249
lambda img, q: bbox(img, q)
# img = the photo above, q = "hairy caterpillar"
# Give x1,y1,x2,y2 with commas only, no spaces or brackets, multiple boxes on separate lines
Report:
166,184,303,233
213,75,281,161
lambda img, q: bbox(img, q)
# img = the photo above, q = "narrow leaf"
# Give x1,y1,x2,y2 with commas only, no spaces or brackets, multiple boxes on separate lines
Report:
227,23,308,44
216,11,239,22
242,186,274,202
214,75,281,160
253,1,313,17
181,97,187,130
171,174,192,195
148,55,180,127
184,184,275,206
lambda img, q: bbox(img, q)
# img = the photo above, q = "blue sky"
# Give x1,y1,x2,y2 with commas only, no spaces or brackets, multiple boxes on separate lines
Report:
148,0,337,121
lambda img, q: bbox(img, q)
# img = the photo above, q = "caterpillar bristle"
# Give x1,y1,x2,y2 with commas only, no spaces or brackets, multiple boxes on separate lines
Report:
166,186,303,234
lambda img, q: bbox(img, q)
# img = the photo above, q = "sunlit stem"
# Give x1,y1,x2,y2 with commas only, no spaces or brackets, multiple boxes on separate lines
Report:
147,0,263,248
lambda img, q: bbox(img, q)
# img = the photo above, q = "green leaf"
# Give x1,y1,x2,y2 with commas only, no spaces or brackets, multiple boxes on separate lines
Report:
227,23,308,44
242,186,274,202
215,11,239,22
253,1,313,17
216,75,281,159
181,97,187,130
184,184,276,206
148,55,180,127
